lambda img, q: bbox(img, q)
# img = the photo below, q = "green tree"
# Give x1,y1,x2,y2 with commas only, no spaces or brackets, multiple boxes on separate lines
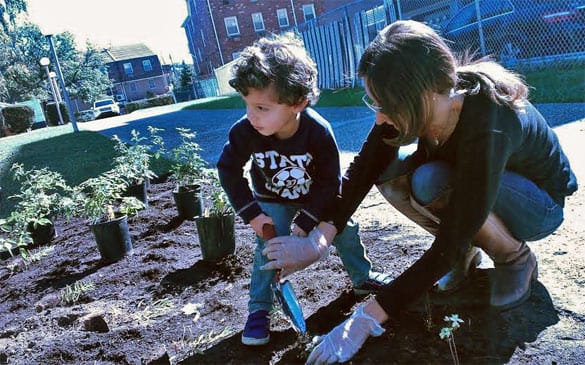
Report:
0,0,28,61
69,41,112,103
179,61,193,89
0,0,27,33
0,18,111,104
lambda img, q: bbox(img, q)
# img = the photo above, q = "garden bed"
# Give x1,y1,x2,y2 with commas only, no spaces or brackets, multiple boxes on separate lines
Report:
0,121,584,364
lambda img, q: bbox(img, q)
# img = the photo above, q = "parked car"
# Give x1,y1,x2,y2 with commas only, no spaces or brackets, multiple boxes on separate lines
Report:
442,0,585,62
92,98,121,119
77,110,96,122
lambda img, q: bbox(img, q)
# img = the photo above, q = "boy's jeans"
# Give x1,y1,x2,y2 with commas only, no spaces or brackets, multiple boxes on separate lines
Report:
248,201,372,314
376,144,564,242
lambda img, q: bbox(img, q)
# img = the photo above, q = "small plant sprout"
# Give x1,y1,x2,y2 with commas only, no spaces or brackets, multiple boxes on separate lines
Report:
439,313,464,365
22,246,55,265
135,298,174,322
61,280,95,304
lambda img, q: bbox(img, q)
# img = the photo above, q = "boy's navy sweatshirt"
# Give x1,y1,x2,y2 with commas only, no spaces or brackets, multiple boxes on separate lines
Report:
217,108,341,233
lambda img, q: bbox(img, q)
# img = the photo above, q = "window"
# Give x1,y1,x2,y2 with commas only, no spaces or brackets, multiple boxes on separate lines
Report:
200,29,206,46
142,59,152,72
364,6,387,41
232,51,241,60
129,83,137,92
123,62,133,75
302,4,316,22
224,16,240,36
277,8,289,27
252,12,265,32
148,79,156,89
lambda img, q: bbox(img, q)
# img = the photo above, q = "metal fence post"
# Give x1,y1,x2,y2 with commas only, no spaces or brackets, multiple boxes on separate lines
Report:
474,0,487,57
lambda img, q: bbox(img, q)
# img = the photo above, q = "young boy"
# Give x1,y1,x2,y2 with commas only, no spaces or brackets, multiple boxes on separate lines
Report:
216,33,389,346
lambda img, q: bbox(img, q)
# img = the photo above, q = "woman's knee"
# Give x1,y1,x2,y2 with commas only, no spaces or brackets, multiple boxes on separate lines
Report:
411,161,452,205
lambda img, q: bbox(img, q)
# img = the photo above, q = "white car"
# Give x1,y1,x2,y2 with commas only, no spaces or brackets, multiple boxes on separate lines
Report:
92,98,120,119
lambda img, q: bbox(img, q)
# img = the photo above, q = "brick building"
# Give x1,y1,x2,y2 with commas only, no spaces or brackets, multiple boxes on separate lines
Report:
182,0,357,77
101,44,170,103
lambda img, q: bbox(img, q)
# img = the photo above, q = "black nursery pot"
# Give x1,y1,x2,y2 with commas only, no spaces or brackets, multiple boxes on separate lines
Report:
173,184,202,220
195,214,235,261
90,215,133,262
26,221,57,246
124,180,149,208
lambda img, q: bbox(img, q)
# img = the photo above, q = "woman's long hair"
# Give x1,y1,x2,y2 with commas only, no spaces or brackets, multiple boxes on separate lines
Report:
359,20,528,146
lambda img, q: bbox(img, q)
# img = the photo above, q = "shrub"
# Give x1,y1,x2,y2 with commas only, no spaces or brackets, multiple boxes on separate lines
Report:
125,95,174,113
45,102,70,126
2,105,34,134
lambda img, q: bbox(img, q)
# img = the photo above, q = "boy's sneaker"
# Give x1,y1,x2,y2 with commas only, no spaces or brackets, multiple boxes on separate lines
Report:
353,271,393,295
241,310,270,346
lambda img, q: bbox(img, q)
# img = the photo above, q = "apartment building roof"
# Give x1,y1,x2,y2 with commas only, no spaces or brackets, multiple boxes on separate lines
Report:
102,44,156,62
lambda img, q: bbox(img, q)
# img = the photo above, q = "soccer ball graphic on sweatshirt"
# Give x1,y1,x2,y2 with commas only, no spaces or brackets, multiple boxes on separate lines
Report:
272,166,309,188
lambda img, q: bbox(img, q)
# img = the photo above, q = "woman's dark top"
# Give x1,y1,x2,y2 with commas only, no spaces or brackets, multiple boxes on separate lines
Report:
331,90,577,317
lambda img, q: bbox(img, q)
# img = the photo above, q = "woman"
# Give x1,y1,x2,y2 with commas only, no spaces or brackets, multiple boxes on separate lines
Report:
261,20,577,363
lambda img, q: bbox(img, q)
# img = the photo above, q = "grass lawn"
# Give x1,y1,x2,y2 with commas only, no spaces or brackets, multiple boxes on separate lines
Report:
0,125,172,217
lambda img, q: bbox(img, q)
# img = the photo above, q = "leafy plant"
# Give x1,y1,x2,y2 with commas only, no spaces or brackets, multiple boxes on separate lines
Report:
0,164,75,256
112,129,157,185
439,313,464,365
9,163,75,228
201,171,233,217
169,128,207,188
75,170,144,224
0,217,32,257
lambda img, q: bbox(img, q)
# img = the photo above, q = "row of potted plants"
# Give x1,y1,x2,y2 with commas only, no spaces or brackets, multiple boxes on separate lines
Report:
0,127,235,263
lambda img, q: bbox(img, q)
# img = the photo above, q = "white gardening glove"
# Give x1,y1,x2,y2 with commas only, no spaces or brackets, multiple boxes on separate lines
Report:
261,228,329,277
306,305,385,364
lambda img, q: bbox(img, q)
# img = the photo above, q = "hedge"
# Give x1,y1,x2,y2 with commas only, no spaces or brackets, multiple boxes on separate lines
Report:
125,95,174,113
2,105,34,134
45,102,70,126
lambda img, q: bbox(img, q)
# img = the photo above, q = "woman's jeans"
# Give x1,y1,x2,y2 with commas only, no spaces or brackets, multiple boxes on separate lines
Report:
376,144,564,243
248,201,373,314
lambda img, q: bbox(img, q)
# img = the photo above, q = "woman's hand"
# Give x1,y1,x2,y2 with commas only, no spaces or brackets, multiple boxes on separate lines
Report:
249,213,274,238
306,300,388,364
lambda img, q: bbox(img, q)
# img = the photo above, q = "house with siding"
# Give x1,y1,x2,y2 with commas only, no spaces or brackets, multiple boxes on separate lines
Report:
101,44,170,103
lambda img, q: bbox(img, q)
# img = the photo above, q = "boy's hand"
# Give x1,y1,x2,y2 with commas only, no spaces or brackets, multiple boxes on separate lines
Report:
290,223,307,237
250,213,274,238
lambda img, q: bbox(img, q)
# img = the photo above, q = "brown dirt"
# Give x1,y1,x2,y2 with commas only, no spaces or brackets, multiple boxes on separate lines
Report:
1,121,584,365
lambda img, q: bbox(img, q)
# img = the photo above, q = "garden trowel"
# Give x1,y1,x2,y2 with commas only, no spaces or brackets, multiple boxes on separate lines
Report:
263,224,307,334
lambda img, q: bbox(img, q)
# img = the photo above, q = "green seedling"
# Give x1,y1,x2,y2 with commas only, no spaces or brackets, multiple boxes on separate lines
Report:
135,298,174,322
61,280,95,304
439,313,464,365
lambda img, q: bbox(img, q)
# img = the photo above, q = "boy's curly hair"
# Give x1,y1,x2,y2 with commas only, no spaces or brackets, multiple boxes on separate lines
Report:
229,33,319,106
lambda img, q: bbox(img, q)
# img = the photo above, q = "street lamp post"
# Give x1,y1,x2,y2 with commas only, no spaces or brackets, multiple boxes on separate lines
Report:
45,34,79,132
39,57,64,126
49,71,62,102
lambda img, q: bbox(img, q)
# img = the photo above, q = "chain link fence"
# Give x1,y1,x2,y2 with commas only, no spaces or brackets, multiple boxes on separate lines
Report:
294,0,584,90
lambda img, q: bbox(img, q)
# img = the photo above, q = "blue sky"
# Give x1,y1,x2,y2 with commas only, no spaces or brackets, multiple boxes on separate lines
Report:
27,0,191,64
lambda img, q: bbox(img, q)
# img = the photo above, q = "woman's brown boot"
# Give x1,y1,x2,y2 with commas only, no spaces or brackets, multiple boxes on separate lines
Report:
474,214,538,310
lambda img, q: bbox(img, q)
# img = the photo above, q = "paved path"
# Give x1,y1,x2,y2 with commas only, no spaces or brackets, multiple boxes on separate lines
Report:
79,103,585,166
